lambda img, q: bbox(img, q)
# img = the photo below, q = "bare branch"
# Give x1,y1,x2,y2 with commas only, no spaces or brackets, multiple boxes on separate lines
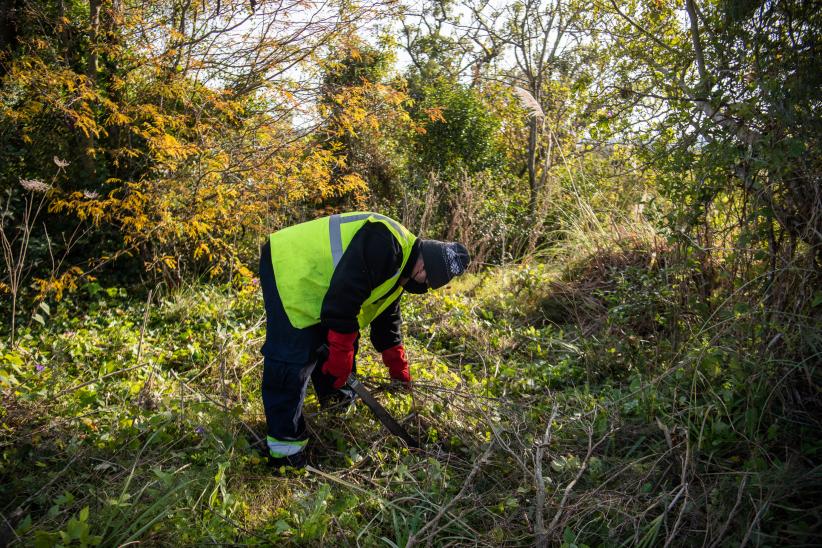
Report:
534,403,559,548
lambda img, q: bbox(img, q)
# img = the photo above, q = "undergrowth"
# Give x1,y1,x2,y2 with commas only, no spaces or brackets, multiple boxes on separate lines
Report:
1,240,820,546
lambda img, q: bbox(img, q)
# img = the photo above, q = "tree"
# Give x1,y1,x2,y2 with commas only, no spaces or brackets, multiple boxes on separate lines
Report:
411,77,504,177
0,0,396,296
463,0,628,239
317,35,414,203
605,0,821,260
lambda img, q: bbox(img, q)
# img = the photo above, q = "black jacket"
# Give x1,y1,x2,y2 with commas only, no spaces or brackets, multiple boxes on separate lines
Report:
260,222,420,363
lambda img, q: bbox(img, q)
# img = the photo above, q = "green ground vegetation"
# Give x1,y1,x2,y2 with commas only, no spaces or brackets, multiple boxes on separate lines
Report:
2,0,820,545
2,222,819,545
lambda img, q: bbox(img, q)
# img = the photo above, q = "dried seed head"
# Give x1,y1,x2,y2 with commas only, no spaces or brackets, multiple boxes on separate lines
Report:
19,178,51,193
513,86,545,119
53,156,70,168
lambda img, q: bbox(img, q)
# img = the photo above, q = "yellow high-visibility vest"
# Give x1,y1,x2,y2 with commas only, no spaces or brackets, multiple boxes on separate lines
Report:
269,212,417,329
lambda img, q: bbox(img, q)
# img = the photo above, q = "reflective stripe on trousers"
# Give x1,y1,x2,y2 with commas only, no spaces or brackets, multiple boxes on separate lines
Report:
267,435,308,458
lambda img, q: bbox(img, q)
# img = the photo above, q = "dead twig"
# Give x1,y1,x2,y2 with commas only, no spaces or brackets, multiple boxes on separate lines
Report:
740,494,770,547
708,475,748,548
405,441,494,548
663,484,689,548
664,431,693,548
136,289,156,409
547,422,616,534
58,363,148,396
170,370,264,447
0,510,21,543
535,403,559,548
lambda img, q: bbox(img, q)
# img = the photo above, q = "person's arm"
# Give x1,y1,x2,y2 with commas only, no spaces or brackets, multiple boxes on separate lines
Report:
320,223,403,388
369,298,402,352
321,223,402,333
371,300,411,383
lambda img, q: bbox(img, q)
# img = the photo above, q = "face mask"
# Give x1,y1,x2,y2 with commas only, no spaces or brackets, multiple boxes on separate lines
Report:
403,280,429,294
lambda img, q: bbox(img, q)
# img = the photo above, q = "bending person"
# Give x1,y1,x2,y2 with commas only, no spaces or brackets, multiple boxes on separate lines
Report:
258,212,470,469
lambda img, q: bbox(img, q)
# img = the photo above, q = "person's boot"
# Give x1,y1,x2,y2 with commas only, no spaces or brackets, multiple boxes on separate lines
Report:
267,451,307,471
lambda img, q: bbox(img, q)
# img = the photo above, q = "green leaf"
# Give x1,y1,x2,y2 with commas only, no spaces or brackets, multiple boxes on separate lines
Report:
152,466,176,487
14,515,32,534
4,352,24,367
33,313,45,325
79,506,89,522
39,301,51,315
56,491,75,506
65,517,85,540
33,531,57,548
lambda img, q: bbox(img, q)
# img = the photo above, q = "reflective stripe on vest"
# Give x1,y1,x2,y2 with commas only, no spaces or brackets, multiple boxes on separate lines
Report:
329,213,407,268
268,212,417,329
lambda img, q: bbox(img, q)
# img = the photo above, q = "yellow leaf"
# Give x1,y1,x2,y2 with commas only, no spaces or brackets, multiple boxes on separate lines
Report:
194,242,211,260
424,106,446,123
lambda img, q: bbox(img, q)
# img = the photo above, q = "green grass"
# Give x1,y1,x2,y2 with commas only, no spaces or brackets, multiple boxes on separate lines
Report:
1,244,820,546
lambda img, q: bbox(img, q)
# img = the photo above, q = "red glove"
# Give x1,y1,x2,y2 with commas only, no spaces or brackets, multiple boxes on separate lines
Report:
382,345,411,383
321,329,357,389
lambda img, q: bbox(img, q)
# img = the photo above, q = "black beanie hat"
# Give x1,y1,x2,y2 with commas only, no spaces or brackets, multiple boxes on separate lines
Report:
418,240,471,289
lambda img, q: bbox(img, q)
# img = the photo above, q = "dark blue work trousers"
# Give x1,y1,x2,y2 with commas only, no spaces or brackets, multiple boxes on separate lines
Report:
259,242,355,445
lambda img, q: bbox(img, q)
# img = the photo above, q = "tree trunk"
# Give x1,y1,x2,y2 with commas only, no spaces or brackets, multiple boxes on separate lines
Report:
527,115,538,225
0,0,24,76
80,0,102,179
